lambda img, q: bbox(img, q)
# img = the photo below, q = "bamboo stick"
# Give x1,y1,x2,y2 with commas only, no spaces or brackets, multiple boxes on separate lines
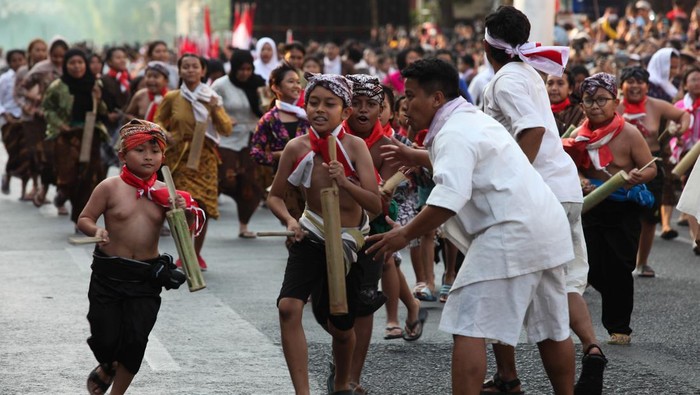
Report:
321,135,348,315
256,231,295,237
68,236,104,245
162,166,206,292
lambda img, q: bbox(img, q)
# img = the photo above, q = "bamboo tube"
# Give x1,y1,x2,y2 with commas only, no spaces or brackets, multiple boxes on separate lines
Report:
186,121,208,170
561,125,576,139
321,135,348,315
79,92,97,163
380,171,407,195
672,140,700,177
162,166,206,292
582,170,630,214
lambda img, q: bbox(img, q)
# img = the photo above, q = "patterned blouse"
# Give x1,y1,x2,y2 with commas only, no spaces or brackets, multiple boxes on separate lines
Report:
250,106,310,166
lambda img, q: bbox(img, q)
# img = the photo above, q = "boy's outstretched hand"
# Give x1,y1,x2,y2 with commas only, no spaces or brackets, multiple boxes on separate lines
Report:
365,216,406,262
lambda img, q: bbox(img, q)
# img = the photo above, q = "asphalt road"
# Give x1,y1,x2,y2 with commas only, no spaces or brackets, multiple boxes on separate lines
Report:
1,149,700,394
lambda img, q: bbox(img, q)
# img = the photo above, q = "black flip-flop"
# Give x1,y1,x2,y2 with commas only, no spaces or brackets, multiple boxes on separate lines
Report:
86,363,115,395
403,307,428,341
660,229,679,240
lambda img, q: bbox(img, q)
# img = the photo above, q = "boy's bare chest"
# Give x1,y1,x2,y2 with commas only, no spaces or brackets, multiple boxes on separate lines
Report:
107,193,165,223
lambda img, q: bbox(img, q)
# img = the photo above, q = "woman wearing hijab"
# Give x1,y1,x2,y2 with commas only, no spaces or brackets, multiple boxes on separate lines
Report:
647,47,681,102
211,49,265,239
253,37,280,84
41,48,109,227
155,54,232,270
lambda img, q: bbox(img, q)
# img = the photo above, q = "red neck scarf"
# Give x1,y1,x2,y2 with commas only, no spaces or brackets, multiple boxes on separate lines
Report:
343,119,385,149
107,68,130,93
551,97,571,114
382,122,394,137
308,126,355,178
343,119,384,183
622,96,647,115
563,113,624,170
146,87,168,122
119,165,205,234
414,129,428,147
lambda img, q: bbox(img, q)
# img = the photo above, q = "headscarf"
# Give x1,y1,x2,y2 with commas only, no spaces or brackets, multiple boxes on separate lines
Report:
484,27,569,77
346,74,384,104
60,48,96,123
253,37,280,83
118,119,167,152
228,49,265,118
580,72,617,99
304,72,353,108
647,47,680,99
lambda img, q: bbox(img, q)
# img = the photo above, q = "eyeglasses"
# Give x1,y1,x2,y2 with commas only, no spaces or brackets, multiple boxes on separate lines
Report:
582,97,615,107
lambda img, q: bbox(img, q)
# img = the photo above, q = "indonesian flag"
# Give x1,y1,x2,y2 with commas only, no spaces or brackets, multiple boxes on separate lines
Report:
204,5,212,58
232,2,255,49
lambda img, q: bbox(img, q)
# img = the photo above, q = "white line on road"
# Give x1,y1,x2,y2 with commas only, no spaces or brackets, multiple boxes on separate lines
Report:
144,335,181,371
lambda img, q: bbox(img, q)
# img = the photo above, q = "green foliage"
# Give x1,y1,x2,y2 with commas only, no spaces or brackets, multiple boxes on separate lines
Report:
0,0,229,50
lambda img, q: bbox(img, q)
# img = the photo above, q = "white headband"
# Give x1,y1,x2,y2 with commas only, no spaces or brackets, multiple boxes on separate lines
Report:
484,27,569,77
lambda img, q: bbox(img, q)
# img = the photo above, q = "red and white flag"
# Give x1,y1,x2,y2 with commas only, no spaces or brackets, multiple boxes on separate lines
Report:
231,2,255,50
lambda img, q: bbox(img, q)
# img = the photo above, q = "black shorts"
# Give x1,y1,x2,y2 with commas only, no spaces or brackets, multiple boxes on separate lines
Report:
277,237,362,331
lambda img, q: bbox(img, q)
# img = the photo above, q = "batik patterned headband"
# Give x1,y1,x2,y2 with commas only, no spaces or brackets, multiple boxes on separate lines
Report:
304,72,353,107
580,72,618,98
346,74,384,104
119,119,167,152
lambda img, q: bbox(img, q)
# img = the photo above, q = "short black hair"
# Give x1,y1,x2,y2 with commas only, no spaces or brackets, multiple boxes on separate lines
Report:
6,49,25,64
485,6,530,65
401,58,460,100
460,53,475,68
283,41,306,56
269,61,297,89
382,84,395,111
570,64,590,79
105,46,127,62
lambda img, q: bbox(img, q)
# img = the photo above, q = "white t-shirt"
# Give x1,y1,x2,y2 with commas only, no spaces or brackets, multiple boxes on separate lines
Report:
483,62,582,203
426,108,574,290
211,76,259,152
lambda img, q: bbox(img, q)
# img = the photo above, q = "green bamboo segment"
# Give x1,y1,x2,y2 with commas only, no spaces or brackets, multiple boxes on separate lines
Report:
582,170,629,214
561,124,576,139
166,210,205,292
672,140,700,177
161,166,206,292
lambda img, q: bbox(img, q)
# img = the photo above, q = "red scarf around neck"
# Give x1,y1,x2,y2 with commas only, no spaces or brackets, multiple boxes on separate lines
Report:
343,119,385,149
622,96,647,115
551,97,571,114
343,119,384,183
562,113,624,170
107,68,131,93
119,165,205,234
382,122,394,137
146,87,168,122
308,126,355,178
